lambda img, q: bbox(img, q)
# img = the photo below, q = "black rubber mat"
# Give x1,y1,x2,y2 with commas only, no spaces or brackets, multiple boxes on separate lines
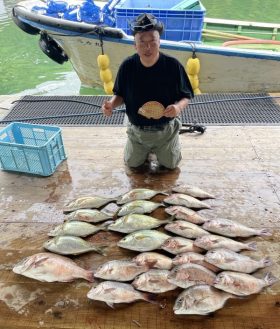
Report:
181,93,280,125
0,96,125,126
1,93,280,126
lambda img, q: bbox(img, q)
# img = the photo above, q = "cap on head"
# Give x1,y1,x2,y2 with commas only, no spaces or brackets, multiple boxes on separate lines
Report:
130,13,164,36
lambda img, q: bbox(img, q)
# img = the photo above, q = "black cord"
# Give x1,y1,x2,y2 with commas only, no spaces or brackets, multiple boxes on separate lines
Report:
11,98,104,108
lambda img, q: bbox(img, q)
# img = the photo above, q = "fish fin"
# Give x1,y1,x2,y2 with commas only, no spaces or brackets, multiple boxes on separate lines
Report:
145,260,158,269
33,256,51,267
261,257,273,268
246,241,257,251
258,228,272,236
264,272,279,287
106,302,115,309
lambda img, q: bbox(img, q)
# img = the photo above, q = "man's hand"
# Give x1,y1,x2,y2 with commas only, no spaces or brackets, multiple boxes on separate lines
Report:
163,104,181,118
102,100,113,117
164,98,189,118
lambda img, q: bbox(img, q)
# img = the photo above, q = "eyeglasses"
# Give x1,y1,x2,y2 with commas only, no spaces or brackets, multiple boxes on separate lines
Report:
130,22,156,32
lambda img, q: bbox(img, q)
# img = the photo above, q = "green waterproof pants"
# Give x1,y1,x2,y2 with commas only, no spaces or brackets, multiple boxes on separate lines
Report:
124,118,182,169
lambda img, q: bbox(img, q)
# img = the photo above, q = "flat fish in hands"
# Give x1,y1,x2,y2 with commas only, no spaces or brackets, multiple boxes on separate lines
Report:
133,252,173,270
63,196,117,213
66,208,114,223
172,252,219,273
87,281,156,308
167,263,216,289
194,234,257,252
161,237,204,255
202,218,272,238
48,221,107,237
117,188,168,205
174,285,237,315
118,230,170,252
165,220,210,239
165,206,209,224
43,235,106,255
205,248,273,273
213,271,278,296
138,101,165,119
116,200,164,216
94,260,148,281
108,214,173,233
172,184,215,199
132,269,177,293
163,194,211,209
13,252,94,282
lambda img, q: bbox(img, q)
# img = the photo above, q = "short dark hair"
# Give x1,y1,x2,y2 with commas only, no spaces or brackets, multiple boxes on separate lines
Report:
130,13,164,36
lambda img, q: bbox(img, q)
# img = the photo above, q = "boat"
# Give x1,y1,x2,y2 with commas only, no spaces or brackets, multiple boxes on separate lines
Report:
203,17,280,42
12,0,280,94
222,39,280,52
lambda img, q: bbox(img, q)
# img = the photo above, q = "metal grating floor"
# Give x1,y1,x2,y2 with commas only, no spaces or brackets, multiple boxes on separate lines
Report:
0,96,125,126
181,93,280,126
1,93,280,126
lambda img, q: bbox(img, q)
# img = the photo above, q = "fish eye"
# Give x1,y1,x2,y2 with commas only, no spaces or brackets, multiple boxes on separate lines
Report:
177,297,184,307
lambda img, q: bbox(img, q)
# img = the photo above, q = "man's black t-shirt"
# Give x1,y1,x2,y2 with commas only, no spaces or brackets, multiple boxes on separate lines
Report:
113,52,194,126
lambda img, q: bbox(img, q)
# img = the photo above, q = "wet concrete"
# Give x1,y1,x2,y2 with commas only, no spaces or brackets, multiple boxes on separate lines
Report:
0,98,280,328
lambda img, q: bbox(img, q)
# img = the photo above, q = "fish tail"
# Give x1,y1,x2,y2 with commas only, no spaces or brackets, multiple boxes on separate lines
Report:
258,228,272,236
202,202,211,209
246,241,257,251
142,292,158,304
113,207,121,218
202,193,215,200
264,272,279,287
162,215,176,224
261,257,273,268
84,270,95,282
92,245,107,256
99,220,114,230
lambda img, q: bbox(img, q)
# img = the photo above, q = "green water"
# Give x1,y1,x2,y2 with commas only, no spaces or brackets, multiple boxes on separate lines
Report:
0,0,279,95
202,0,279,22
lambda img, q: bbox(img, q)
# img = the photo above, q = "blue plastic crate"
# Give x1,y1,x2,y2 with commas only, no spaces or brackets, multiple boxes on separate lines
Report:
0,122,67,176
115,0,206,42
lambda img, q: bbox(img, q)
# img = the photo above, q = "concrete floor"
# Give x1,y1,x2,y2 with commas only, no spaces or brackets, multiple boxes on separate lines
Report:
0,95,279,328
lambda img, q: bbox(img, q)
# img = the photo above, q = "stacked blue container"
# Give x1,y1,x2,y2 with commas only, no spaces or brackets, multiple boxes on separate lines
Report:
114,0,206,42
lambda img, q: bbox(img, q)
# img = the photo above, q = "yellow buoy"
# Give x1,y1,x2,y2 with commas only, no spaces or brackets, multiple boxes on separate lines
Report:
100,68,113,83
97,53,114,94
186,54,200,76
97,54,110,70
104,81,114,95
188,75,199,90
193,88,202,95
186,51,201,94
